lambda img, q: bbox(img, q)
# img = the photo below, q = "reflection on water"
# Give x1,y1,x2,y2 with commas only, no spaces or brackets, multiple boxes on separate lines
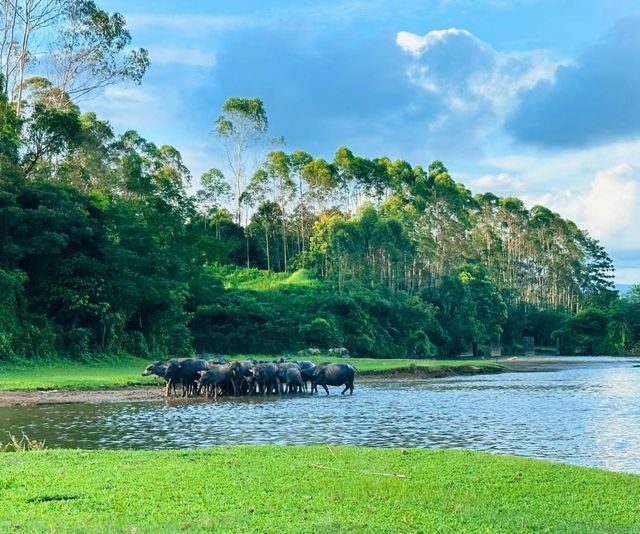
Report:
1,356,640,474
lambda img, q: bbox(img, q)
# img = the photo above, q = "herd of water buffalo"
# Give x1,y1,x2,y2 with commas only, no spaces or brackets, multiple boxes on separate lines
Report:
142,358,357,398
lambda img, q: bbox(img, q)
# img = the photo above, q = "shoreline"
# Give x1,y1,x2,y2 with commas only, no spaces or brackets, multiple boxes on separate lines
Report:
0,363,504,407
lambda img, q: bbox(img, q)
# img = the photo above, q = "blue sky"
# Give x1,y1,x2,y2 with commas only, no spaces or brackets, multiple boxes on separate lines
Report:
94,0,640,283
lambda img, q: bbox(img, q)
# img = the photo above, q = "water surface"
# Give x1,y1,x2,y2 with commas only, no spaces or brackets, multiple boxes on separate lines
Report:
2,356,639,473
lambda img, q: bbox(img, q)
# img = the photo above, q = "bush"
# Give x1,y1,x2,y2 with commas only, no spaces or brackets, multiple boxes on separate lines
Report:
408,330,437,358
299,318,341,349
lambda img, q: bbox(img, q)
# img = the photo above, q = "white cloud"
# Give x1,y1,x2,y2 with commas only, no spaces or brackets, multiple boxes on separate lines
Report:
469,172,523,193
150,47,217,68
396,28,563,121
583,165,637,240
522,164,639,248
396,28,466,57
487,139,640,193
481,139,640,283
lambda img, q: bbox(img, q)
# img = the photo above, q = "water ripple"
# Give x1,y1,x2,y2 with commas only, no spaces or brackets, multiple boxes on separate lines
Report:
1,357,640,473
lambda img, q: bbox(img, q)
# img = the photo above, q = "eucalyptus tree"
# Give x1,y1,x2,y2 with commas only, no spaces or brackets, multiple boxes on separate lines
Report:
19,77,82,176
251,150,297,270
1,0,148,115
196,168,232,238
214,97,268,225
56,110,114,192
301,157,337,213
247,200,283,271
0,73,19,164
289,149,312,253
469,192,502,283
48,0,148,103
333,146,377,212
412,161,474,290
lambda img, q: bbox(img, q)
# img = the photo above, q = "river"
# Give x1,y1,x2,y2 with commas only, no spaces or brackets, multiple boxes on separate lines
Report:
1,356,639,473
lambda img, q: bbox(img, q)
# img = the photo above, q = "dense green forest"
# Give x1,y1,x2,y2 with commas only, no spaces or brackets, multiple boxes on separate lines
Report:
0,1,638,361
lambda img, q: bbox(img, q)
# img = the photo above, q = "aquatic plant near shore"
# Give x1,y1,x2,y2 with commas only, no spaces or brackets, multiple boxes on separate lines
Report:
0,432,47,452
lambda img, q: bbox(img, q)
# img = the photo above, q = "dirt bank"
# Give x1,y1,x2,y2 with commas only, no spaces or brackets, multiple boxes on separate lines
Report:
359,364,504,380
0,386,163,407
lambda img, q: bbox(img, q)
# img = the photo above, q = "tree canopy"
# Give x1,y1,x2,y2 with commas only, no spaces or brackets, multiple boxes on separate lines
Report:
0,1,636,361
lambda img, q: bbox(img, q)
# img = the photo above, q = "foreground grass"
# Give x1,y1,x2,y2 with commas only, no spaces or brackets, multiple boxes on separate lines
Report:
0,356,502,392
0,447,638,533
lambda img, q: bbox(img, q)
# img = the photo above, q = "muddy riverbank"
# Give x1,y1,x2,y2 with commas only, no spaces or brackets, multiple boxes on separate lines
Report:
0,364,505,406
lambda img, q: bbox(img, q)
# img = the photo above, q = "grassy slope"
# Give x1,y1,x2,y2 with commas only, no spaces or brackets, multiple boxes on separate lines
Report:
0,446,638,533
0,357,502,392
221,267,319,291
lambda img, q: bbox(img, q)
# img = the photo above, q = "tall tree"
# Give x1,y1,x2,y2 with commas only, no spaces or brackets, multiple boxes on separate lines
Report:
214,97,268,225
1,0,148,115
196,167,231,238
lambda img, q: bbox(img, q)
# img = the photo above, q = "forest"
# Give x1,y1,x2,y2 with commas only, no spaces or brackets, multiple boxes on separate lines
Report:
1,1,638,361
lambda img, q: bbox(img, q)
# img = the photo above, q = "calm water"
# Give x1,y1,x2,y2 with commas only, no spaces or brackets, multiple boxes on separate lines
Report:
2,357,640,473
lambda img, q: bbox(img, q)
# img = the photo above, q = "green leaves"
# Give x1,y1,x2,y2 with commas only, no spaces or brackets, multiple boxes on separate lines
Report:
220,97,268,134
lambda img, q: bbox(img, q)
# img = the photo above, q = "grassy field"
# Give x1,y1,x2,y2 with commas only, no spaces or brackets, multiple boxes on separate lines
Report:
220,267,319,291
0,356,502,392
0,446,638,533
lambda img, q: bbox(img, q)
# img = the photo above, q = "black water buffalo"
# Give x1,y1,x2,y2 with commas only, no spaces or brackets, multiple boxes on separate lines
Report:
142,361,167,378
250,363,281,395
307,362,331,394
278,365,305,394
313,363,357,395
142,359,186,396
229,360,256,395
296,361,315,392
197,364,234,399
163,358,210,397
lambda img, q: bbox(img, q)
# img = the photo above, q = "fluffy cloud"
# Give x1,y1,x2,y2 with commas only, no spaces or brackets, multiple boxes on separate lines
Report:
396,28,560,125
517,164,640,283
524,164,639,247
469,172,523,193
507,16,640,148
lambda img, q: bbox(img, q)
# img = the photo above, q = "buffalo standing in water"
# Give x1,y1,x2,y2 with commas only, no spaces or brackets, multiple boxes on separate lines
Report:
313,363,357,395
197,364,234,399
163,358,209,397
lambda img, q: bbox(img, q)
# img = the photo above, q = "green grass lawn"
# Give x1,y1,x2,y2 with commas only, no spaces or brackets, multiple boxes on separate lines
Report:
0,356,502,392
0,446,638,533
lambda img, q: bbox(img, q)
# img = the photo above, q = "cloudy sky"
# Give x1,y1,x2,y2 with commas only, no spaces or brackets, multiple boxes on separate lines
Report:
95,0,640,283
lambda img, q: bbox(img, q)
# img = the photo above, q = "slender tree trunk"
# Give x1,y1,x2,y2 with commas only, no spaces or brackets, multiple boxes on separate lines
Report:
265,227,270,270
282,221,287,271
15,1,31,116
3,0,18,98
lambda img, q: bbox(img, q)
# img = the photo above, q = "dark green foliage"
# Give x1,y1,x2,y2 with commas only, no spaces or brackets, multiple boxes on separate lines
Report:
299,318,341,348
0,63,636,359
554,308,611,355
0,75,21,164
190,271,439,357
